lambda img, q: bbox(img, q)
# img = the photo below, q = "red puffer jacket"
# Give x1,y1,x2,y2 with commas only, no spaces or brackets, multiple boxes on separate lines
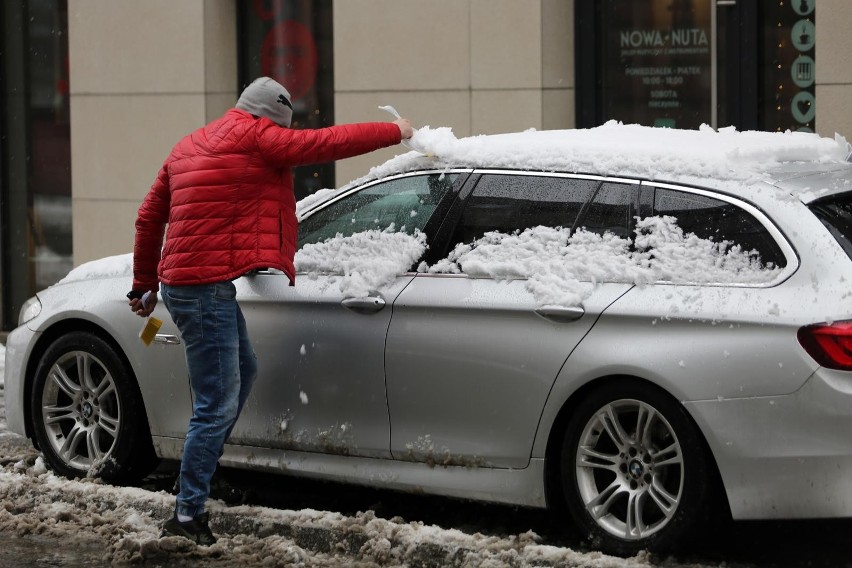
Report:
133,109,401,291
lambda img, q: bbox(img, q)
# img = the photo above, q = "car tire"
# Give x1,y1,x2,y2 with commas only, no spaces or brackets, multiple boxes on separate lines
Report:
30,331,158,482
561,379,713,556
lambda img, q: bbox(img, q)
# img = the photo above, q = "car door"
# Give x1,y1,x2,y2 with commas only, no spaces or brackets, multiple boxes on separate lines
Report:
385,173,638,468
227,171,466,458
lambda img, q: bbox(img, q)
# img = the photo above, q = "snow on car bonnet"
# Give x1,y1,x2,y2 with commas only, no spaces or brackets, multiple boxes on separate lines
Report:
54,253,133,286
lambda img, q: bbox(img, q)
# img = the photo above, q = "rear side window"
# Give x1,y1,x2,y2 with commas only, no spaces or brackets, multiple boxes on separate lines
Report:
810,193,852,260
654,188,787,268
450,174,597,245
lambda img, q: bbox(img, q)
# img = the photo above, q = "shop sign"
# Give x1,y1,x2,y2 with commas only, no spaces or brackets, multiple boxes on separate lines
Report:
601,0,712,129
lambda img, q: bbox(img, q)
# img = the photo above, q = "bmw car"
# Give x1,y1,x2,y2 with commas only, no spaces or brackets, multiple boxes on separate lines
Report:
4,123,852,555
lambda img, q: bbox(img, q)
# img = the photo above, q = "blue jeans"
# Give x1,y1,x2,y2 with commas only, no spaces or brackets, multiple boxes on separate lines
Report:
162,281,258,518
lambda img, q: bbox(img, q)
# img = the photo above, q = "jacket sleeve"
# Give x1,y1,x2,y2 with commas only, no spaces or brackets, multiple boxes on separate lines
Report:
255,122,402,168
132,163,170,291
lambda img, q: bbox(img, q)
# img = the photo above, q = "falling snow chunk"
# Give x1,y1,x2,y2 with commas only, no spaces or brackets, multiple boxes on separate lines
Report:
299,344,306,356
678,360,686,367
300,391,309,405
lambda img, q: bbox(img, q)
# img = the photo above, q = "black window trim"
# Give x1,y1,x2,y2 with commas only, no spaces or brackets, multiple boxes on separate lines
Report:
642,180,799,287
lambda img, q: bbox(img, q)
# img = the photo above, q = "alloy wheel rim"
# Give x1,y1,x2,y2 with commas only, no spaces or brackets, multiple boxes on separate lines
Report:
575,399,683,541
40,350,121,470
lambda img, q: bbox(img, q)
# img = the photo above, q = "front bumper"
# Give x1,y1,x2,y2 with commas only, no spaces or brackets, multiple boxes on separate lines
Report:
686,367,852,519
3,325,39,438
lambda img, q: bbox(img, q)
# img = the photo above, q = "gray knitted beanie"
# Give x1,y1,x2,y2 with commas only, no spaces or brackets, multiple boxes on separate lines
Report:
236,77,293,127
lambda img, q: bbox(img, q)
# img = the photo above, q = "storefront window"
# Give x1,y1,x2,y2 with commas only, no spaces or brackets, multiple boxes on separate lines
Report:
600,0,712,129
0,0,71,329
238,0,334,201
577,0,815,133
760,0,815,132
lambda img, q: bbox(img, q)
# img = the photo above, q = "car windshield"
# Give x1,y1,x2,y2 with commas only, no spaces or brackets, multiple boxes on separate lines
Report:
809,192,852,260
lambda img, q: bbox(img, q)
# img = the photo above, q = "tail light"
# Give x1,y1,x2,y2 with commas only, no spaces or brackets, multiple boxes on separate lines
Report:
798,321,852,371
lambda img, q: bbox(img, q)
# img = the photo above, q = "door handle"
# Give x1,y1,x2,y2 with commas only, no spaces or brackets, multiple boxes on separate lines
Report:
535,305,585,321
152,334,181,345
341,296,386,313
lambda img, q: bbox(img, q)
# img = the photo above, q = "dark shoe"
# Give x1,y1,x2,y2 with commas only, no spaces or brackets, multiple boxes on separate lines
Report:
160,512,217,545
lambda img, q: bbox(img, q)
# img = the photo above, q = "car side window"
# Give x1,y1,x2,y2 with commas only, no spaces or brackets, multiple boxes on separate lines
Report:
575,182,635,238
298,173,458,247
654,188,787,268
448,174,597,246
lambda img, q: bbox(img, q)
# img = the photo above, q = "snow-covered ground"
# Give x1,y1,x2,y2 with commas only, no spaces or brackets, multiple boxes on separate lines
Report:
0,341,726,567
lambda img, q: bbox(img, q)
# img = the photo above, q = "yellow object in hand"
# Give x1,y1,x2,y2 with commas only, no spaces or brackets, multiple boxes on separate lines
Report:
139,317,163,346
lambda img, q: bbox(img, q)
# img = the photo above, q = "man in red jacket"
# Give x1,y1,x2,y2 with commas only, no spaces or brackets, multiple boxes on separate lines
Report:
128,76,413,545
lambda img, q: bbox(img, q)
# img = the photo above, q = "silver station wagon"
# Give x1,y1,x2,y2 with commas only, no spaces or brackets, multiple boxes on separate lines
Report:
5,123,852,555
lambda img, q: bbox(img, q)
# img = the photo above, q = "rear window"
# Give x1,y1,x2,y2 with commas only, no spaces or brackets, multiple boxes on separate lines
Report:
810,193,852,260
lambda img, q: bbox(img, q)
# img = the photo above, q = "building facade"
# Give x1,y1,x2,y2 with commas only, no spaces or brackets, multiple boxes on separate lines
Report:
1,0,848,329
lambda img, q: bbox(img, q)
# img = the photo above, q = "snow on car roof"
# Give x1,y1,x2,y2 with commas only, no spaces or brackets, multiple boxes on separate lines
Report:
298,121,850,216
372,121,849,183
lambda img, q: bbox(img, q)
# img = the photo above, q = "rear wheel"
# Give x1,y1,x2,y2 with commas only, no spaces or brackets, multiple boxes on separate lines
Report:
30,331,157,482
561,380,713,556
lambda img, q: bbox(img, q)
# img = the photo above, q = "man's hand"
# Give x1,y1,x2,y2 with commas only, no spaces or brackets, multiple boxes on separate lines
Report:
394,118,414,139
127,290,158,317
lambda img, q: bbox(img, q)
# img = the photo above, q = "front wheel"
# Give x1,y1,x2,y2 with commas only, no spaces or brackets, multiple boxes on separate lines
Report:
561,380,714,556
30,331,157,482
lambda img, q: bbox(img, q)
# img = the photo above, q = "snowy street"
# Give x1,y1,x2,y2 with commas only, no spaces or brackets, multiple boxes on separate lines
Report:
1,341,851,567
